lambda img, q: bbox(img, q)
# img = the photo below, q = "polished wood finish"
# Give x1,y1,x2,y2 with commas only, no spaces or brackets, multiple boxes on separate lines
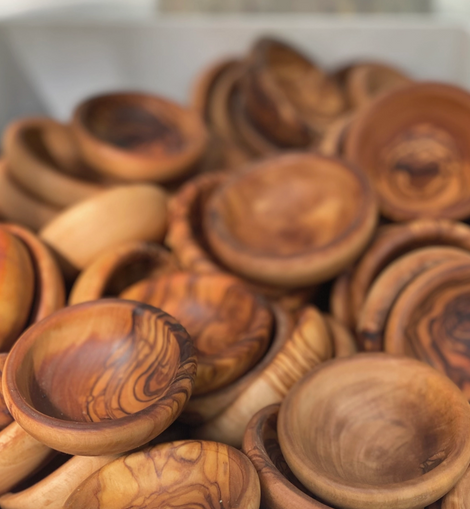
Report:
318,113,353,157
3,300,197,455
442,466,470,508
64,440,261,509
121,271,273,395
204,153,377,287
323,314,357,358
278,354,470,509
330,268,355,330
0,354,12,430
72,92,208,182
345,82,470,221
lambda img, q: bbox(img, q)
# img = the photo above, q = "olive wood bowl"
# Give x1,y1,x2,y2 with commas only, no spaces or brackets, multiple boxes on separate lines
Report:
3,117,105,208
344,82,470,221
2,299,197,455
39,184,167,276
194,305,332,447
323,314,357,358
442,466,470,509
64,440,261,509
384,258,470,399
69,240,178,305
120,271,273,395
357,246,470,351
278,353,470,509
0,354,12,430
204,153,377,288
318,113,353,157
72,92,208,182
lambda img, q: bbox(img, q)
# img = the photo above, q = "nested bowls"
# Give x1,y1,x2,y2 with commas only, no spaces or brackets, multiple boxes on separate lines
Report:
204,153,377,288
2,300,197,455
278,354,470,509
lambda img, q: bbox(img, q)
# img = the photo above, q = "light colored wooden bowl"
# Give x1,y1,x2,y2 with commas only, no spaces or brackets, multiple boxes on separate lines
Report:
39,184,168,275
64,440,260,509
278,353,470,509
442,466,470,509
120,271,273,395
69,240,177,305
72,92,208,182
3,300,197,455
0,354,12,431
3,117,105,208
344,82,470,221
204,152,377,288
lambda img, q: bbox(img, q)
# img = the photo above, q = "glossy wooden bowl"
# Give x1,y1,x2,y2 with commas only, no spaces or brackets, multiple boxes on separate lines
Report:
69,240,177,305
442,466,470,509
3,300,197,455
3,117,105,208
204,153,377,287
72,92,208,182
39,184,168,275
385,258,470,399
278,354,470,509
345,82,470,221
64,440,260,509
0,354,12,430
121,271,273,395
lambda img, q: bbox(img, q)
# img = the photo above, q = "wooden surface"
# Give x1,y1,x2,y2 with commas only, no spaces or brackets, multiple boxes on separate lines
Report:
442,465,470,508
3,300,197,455
0,354,12,430
323,314,357,358
64,440,261,509
121,271,273,395
278,354,470,509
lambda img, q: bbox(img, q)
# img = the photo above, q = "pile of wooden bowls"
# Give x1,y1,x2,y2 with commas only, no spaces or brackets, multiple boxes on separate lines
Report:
1,34,470,508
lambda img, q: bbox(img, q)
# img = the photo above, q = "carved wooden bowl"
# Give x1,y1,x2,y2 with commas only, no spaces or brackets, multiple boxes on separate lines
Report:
345,82,470,221
204,153,377,288
120,271,273,395
442,466,470,508
72,92,208,182
64,440,261,509
278,354,470,509
2,300,197,455
0,354,11,431
385,258,470,400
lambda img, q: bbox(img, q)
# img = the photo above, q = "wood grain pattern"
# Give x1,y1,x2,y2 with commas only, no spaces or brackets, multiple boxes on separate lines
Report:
0,353,12,430
442,465,470,509
3,300,197,455
278,354,470,509
318,113,353,157
204,152,377,288
69,240,178,305
323,314,357,358
64,440,261,509
120,271,273,395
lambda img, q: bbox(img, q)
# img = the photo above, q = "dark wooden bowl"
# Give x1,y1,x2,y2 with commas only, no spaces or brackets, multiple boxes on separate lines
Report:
120,271,273,395
204,153,377,288
3,300,197,455
278,354,470,509
64,440,260,509
345,82,470,221
72,92,208,182
0,354,11,431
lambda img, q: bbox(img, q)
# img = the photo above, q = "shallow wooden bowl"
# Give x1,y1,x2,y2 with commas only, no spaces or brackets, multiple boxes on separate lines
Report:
442,466,470,509
345,82,470,221
64,440,260,509
121,271,273,395
204,153,377,288
3,300,197,455
72,92,208,182
278,353,470,509
0,354,11,430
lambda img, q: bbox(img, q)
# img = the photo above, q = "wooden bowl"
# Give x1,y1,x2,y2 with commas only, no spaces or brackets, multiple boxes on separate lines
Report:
278,353,470,509
318,113,354,157
64,440,261,509
243,404,332,509
442,466,470,509
344,82,470,221
384,258,470,399
3,117,105,208
39,184,168,276
0,354,12,431
2,300,197,455
323,314,357,358
357,246,470,351
72,92,208,182
69,240,177,305
120,271,273,395
204,153,377,288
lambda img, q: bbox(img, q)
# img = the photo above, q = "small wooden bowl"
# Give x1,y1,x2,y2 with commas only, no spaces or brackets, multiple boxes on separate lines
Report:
278,353,470,509
323,314,357,358
344,82,470,221
3,118,105,208
120,271,273,395
3,300,197,455
442,466,470,509
318,113,353,157
0,354,12,431
39,184,168,276
72,92,208,182
64,440,261,509
69,240,177,305
204,153,377,288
